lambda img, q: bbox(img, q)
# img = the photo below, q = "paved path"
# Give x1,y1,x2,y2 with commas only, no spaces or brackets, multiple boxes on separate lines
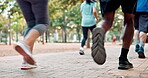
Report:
0,43,147,78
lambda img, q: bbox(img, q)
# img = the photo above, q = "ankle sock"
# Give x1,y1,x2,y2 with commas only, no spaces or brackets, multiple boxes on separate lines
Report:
140,42,145,48
119,48,129,60
135,40,140,45
80,47,84,50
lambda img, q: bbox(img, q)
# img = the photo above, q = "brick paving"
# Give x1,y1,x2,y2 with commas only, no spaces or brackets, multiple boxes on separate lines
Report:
0,43,147,78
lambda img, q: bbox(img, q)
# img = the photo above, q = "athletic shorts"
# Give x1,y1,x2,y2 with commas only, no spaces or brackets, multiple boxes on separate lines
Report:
99,0,137,16
139,13,148,33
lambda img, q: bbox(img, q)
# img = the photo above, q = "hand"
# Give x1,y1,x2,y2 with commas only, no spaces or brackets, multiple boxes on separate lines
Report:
95,18,99,22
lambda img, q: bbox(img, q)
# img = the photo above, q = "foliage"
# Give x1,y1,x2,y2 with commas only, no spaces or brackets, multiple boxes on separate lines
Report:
0,14,9,32
0,0,125,43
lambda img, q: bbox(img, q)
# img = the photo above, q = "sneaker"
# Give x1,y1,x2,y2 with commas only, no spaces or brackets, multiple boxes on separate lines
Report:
91,27,106,65
79,48,84,55
138,47,146,58
135,44,139,52
15,41,35,65
20,62,37,70
118,57,133,70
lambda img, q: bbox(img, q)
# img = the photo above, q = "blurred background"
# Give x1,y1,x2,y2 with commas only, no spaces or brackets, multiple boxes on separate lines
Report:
0,0,125,45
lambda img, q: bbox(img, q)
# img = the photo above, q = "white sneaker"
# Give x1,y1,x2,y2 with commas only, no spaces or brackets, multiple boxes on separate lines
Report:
15,41,36,65
79,48,84,55
20,61,37,70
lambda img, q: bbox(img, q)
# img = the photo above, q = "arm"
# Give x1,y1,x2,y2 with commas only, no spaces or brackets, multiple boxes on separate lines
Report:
93,7,98,21
93,3,98,21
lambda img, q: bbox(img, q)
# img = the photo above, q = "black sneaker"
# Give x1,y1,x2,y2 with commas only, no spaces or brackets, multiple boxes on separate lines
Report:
135,44,139,52
138,47,146,58
118,57,133,70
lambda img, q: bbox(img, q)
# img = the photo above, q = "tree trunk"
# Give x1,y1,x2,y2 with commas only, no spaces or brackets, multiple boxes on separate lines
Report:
45,30,49,43
16,32,18,42
64,26,67,43
62,29,64,42
76,27,81,42
86,30,90,48
8,18,12,45
42,33,45,45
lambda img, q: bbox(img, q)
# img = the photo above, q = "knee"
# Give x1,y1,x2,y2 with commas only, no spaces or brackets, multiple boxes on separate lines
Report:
139,32,147,42
140,32,147,38
124,17,134,25
84,35,88,40
100,19,113,31
33,24,49,35
125,20,133,25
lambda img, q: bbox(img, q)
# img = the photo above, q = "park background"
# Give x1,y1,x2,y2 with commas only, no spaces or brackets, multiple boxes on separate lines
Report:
0,0,129,46
0,1,148,78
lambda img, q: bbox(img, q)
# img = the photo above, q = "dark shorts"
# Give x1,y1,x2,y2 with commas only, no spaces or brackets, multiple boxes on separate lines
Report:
139,13,148,33
82,25,96,33
99,0,137,16
134,14,139,30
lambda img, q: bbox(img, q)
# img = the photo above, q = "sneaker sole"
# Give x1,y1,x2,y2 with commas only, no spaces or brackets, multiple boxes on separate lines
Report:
138,52,146,58
20,66,37,70
15,45,35,65
91,27,106,65
79,52,85,55
79,50,85,55
118,64,133,70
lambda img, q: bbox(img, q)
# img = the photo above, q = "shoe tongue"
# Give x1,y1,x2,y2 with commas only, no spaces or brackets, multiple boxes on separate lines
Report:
80,48,84,50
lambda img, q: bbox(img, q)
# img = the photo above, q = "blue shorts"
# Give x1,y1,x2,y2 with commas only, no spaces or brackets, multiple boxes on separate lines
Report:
139,13,148,33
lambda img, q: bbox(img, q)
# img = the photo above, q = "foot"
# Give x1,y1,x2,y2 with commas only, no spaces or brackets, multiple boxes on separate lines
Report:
20,62,37,70
135,44,139,52
138,47,146,58
79,48,84,55
118,57,133,70
91,27,106,65
14,41,36,65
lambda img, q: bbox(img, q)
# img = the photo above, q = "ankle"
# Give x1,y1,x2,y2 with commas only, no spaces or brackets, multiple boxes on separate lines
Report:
119,57,128,61
80,47,84,50
120,48,129,58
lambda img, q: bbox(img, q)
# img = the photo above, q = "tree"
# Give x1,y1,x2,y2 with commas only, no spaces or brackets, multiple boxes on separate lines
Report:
0,0,125,44
49,0,82,42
